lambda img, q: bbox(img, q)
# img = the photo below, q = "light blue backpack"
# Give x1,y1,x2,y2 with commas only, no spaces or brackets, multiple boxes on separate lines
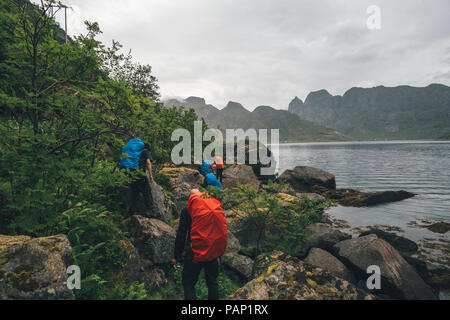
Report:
119,138,144,170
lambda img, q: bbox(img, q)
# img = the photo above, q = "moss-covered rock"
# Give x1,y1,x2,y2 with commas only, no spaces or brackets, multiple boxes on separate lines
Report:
0,234,74,300
159,167,203,212
222,165,261,191
230,251,375,300
121,215,176,264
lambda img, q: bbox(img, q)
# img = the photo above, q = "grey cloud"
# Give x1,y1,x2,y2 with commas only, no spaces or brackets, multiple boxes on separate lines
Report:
49,0,450,109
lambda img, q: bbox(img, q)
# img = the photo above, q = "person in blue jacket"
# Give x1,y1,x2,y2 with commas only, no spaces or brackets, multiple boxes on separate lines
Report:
201,160,222,190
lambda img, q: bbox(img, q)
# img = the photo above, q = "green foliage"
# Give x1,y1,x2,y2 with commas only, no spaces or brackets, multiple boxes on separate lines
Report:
209,181,328,257
110,282,150,300
76,274,108,300
0,0,198,236
0,0,202,300
56,204,128,299
154,171,175,200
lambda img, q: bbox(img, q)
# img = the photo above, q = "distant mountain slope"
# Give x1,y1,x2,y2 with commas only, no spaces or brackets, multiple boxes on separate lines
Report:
164,97,349,142
288,84,450,140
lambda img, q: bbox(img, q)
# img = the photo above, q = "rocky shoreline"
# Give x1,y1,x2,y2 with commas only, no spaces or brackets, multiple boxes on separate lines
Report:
1,164,448,300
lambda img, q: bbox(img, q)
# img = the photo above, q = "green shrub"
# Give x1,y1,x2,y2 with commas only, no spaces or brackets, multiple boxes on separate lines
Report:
56,204,128,299
110,282,150,300
208,182,329,257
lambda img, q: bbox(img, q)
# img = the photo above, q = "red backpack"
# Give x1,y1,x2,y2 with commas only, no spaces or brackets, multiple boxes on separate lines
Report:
187,193,228,262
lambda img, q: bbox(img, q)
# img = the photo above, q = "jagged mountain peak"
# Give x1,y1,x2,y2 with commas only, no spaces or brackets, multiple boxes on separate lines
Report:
184,96,206,105
224,101,248,111
305,89,333,101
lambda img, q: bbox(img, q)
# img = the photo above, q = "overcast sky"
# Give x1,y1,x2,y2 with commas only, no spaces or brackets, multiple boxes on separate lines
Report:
48,0,450,110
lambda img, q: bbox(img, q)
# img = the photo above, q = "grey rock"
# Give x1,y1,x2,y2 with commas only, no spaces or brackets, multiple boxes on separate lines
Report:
0,234,74,300
230,252,375,300
333,235,438,300
158,167,203,213
223,252,254,279
140,266,167,288
278,166,336,192
226,231,241,254
151,181,177,223
121,215,176,264
295,223,351,257
305,248,356,283
223,165,261,190
359,229,418,254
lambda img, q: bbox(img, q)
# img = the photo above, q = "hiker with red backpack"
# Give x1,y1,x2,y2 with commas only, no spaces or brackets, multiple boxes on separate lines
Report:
173,189,228,300
120,138,155,217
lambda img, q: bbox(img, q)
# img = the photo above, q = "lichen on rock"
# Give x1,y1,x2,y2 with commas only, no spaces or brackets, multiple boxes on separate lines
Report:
230,252,375,300
0,234,74,300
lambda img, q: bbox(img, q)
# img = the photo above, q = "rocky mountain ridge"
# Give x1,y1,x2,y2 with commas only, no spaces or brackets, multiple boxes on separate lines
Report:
164,97,350,143
288,84,450,140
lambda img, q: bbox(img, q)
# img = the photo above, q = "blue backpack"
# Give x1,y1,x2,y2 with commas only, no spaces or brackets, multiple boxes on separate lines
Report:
201,160,212,175
205,173,222,190
119,138,145,170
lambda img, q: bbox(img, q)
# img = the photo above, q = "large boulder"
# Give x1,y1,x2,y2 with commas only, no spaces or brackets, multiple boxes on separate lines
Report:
295,223,351,257
278,166,336,192
223,253,254,280
222,165,261,190
0,234,74,300
123,180,176,222
226,231,241,254
359,229,418,254
333,235,437,300
158,167,203,212
223,230,256,279
150,182,177,223
305,248,356,283
120,239,167,288
229,253,375,300
121,215,176,264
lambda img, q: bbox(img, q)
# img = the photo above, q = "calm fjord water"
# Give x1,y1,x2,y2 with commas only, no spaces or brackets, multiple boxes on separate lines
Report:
275,141,450,241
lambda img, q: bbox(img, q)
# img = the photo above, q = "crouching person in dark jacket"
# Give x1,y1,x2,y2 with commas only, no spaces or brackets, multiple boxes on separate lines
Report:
173,189,228,300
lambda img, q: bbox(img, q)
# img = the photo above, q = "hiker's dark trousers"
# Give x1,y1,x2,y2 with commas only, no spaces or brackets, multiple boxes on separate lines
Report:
182,255,219,300
129,176,153,214
215,168,223,183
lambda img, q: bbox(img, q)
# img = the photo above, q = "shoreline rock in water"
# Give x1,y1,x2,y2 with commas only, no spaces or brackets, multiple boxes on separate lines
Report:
278,165,416,207
426,222,450,234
